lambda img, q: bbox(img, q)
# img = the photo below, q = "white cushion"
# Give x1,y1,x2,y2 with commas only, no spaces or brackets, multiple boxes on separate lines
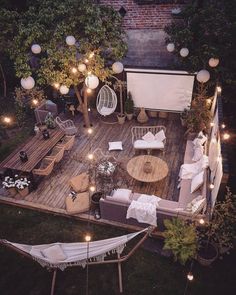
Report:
108,141,123,151
108,188,132,204
142,131,155,143
138,194,162,207
134,139,164,149
155,129,166,142
186,195,203,212
42,245,67,262
192,198,206,214
30,248,44,258
100,106,112,116
193,131,207,146
191,171,204,193
192,145,204,162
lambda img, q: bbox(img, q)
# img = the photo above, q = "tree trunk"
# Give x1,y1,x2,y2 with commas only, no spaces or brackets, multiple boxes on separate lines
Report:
74,85,91,128
0,63,7,97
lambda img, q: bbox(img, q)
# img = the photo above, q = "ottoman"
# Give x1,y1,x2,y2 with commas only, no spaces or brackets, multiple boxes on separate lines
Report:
65,192,90,214
69,172,89,193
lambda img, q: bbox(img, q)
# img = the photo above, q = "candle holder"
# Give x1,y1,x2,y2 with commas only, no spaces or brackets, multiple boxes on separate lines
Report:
143,161,152,174
19,151,28,162
42,129,50,140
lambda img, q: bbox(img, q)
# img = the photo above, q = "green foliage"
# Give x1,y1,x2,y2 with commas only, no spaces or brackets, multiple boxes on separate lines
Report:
14,87,45,107
163,218,198,265
44,112,56,129
125,91,134,114
165,1,236,88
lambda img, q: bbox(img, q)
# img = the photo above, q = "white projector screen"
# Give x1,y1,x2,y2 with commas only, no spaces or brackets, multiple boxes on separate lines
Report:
126,69,195,112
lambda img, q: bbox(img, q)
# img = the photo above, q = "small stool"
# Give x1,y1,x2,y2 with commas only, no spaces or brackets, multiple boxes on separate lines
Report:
65,192,90,214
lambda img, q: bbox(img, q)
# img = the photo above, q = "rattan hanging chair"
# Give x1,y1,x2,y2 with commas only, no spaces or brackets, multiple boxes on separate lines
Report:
96,85,117,116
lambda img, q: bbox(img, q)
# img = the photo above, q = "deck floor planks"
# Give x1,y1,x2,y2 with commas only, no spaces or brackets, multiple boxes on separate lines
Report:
2,112,186,218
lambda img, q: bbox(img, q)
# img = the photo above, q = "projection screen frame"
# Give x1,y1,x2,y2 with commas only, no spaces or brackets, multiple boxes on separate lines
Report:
125,68,196,113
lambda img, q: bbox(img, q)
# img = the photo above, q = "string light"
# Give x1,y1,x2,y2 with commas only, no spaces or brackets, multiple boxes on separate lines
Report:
53,83,60,89
187,272,194,281
89,52,94,59
87,88,92,94
87,153,94,160
222,132,230,140
84,58,89,64
87,71,92,75
71,67,77,74
210,122,214,127
85,234,91,242
221,123,226,129
88,108,91,112
89,185,96,192
217,86,222,93
3,116,11,124
32,99,38,106
199,218,205,225
209,183,214,190
87,128,93,134
206,98,212,105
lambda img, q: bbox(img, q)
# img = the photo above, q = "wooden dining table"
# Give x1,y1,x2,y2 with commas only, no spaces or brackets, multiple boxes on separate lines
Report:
0,128,65,173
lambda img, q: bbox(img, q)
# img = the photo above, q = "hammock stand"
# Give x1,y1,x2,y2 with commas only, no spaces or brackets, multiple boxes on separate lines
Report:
0,226,155,295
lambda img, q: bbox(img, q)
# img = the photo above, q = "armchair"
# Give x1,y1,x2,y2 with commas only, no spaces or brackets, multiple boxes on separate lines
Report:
34,100,58,124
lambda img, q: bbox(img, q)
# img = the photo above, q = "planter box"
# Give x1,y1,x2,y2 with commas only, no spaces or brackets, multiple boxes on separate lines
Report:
18,187,29,198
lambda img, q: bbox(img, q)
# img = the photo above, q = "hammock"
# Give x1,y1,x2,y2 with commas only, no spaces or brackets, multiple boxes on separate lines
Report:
96,85,117,116
1,228,148,271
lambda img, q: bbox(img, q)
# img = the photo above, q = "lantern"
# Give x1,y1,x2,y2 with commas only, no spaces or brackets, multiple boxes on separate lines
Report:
31,44,41,54
78,63,86,72
59,85,69,95
196,70,210,83
21,76,35,90
66,36,76,46
180,48,189,57
112,62,124,74
209,58,219,67
167,43,175,52
85,75,99,90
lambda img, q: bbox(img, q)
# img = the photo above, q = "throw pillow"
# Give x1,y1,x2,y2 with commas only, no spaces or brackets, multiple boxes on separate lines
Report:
111,188,132,204
154,129,166,142
190,171,204,193
192,145,204,162
191,198,206,214
142,131,155,143
108,141,123,151
45,100,55,111
193,131,207,146
138,194,162,207
30,248,43,258
186,195,203,212
42,245,67,262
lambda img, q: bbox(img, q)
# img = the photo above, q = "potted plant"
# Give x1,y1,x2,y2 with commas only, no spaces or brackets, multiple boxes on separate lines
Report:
163,218,198,265
15,177,31,198
44,112,56,129
180,108,189,127
125,91,134,121
2,175,17,197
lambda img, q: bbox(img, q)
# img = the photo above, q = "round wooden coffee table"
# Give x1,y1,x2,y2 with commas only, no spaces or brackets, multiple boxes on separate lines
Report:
127,155,168,183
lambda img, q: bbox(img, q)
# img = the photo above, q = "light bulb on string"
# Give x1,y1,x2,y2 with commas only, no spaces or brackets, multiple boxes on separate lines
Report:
87,88,92,94
89,52,94,59
221,123,226,129
53,83,60,89
87,128,93,135
71,67,77,74
209,183,214,190
84,58,89,64
187,272,194,281
210,122,214,127
217,86,222,93
3,116,11,124
87,153,94,160
199,218,205,225
89,185,96,192
222,132,230,140
32,99,38,106
85,234,91,242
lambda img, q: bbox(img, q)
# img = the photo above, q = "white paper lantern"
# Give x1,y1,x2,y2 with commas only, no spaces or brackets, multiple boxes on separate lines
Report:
66,36,76,46
197,70,210,83
78,63,86,72
167,43,175,52
59,85,69,94
85,74,99,90
31,44,41,54
21,76,35,90
209,58,219,68
112,62,124,74
180,48,189,57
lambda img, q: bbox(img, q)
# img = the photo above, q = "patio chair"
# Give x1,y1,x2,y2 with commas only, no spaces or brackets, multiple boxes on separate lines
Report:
47,145,65,163
34,100,58,125
55,117,78,136
32,157,55,176
57,135,75,151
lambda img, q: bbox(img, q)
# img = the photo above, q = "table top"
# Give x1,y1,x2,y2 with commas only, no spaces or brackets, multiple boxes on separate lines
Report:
0,128,65,173
127,155,168,183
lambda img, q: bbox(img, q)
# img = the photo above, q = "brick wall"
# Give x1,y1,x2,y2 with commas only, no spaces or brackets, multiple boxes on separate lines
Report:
99,0,186,29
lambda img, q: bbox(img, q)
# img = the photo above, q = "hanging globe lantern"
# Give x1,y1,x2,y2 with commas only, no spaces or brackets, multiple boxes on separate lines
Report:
112,62,124,74
180,48,189,57
78,63,86,72
59,85,69,94
66,36,76,46
209,58,219,68
31,44,41,54
166,43,175,52
85,75,99,90
21,76,35,90
196,70,210,83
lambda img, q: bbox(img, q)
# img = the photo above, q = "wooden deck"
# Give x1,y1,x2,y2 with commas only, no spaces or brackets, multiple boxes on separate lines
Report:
0,112,186,230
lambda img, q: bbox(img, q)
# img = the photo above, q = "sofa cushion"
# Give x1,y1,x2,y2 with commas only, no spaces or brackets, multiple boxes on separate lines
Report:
134,139,164,149
137,194,162,207
186,195,205,214
42,245,67,262
142,131,155,143
192,145,204,162
106,189,132,204
191,170,204,193
155,129,166,142
193,131,207,146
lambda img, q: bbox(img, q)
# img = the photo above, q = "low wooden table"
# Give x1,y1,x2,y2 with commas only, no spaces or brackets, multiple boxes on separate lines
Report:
127,155,168,183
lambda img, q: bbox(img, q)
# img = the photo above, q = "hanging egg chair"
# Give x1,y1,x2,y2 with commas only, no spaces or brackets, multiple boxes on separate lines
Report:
96,85,117,116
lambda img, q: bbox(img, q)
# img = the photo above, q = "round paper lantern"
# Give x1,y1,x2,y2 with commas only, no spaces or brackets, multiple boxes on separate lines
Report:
180,48,189,57
31,44,41,54
66,36,76,46
78,63,86,72
209,58,219,67
85,74,99,90
59,85,69,95
21,76,35,90
167,43,175,52
112,62,124,74
197,69,210,83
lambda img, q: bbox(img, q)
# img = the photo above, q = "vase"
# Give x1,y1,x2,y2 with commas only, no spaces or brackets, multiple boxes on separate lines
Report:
18,187,29,198
143,161,152,174
197,242,218,266
7,187,17,197
137,108,148,123
117,114,126,125
126,113,133,121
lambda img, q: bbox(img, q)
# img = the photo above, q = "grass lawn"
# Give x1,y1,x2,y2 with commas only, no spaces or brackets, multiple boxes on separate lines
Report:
0,205,235,295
